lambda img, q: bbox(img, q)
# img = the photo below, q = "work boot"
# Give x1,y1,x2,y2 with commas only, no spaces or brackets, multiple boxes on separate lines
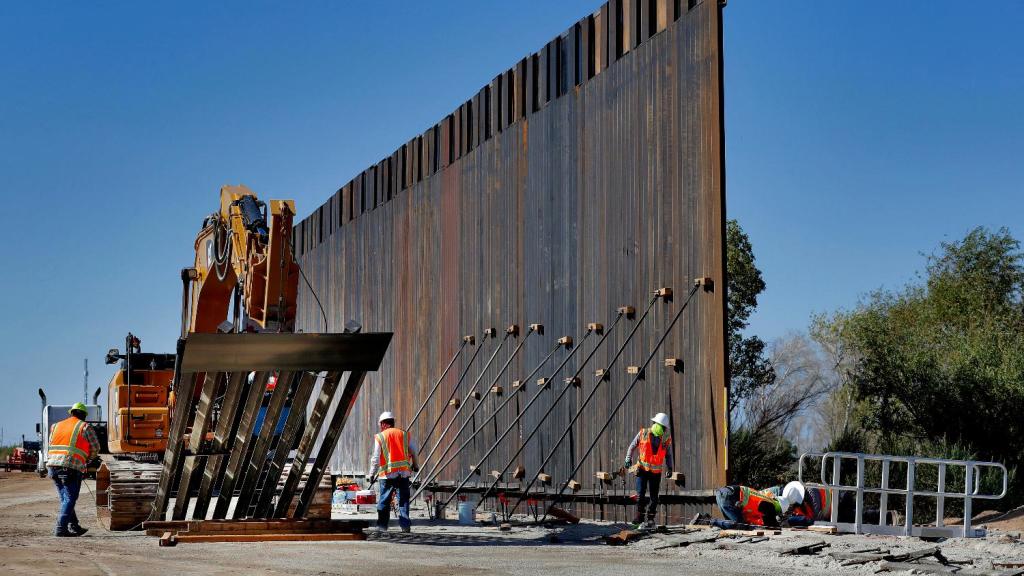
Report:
69,524,89,536
53,528,80,537
400,526,411,534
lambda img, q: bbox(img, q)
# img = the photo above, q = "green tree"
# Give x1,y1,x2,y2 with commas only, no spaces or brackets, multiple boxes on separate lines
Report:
726,219,775,415
725,219,793,485
819,227,1024,507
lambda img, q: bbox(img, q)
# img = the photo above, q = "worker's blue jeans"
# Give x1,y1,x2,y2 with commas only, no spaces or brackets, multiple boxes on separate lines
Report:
635,469,662,522
49,466,82,533
715,485,744,526
377,476,411,531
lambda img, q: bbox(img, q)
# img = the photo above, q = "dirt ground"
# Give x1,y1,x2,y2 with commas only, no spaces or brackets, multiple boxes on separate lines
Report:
1,471,1021,576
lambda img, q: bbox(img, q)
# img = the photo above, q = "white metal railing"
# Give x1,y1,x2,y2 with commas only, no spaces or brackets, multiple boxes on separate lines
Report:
798,451,1007,538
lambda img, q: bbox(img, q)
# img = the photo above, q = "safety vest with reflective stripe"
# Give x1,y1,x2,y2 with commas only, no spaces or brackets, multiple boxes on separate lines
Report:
794,486,831,520
48,417,92,468
737,486,782,526
376,427,411,476
637,428,670,474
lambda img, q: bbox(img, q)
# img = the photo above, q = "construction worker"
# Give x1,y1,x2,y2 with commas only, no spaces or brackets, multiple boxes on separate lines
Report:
766,483,831,522
45,403,100,537
367,411,417,532
712,481,806,528
623,412,673,529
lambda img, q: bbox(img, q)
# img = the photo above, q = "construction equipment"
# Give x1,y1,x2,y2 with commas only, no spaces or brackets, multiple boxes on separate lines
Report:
36,388,106,477
4,436,39,472
95,185,392,530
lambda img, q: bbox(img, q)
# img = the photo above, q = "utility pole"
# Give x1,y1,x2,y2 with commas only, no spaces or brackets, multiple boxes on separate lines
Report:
83,358,89,406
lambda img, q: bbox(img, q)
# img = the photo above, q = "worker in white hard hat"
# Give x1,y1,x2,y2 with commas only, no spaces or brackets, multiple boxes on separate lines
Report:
367,411,418,532
711,481,806,528
623,412,673,529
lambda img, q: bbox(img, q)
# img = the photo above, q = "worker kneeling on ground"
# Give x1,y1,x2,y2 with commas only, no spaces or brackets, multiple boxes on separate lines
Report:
367,411,417,532
765,482,831,522
624,412,673,529
712,481,810,529
46,403,100,537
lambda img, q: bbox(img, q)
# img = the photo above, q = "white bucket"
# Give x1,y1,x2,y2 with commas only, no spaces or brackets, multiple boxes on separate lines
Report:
458,501,475,525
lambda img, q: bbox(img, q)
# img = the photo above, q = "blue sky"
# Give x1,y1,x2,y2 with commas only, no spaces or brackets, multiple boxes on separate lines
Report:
1,1,1021,441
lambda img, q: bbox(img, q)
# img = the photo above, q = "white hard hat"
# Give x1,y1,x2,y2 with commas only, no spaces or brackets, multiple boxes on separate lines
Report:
651,413,670,428
378,411,395,423
781,481,805,507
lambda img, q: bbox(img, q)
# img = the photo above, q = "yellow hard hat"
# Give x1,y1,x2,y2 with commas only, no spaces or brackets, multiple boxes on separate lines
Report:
69,402,88,415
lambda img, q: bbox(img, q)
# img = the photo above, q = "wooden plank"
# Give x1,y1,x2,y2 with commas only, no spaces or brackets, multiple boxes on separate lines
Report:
173,532,366,544
172,372,221,520
231,371,296,518
293,371,368,517
878,562,957,575
547,506,580,524
251,370,320,518
606,529,647,545
149,371,201,521
212,371,271,519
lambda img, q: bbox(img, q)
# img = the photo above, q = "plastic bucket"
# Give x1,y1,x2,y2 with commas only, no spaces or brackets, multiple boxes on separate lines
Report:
458,501,475,525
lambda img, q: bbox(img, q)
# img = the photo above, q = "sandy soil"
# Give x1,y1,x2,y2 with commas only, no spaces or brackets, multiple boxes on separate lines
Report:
1,471,1021,576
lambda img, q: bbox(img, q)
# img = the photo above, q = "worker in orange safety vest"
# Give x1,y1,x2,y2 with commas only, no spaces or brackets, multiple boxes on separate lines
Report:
46,403,101,537
624,412,673,529
367,411,417,532
766,483,832,521
713,481,807,528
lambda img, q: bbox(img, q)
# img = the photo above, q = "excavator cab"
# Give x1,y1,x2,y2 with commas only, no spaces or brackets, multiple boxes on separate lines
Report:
104,334,175,456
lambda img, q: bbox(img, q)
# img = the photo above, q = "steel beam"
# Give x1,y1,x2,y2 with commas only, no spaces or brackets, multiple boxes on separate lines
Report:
172,372,222,519
231,370,296,518
192,371,246,520
252,370,321,518
293,371,368,518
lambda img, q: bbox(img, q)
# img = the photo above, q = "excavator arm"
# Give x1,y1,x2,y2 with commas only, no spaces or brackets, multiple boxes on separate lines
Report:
185,185,300,334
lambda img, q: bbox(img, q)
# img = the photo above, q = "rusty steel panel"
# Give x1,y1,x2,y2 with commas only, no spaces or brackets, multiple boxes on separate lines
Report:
595,4,608,74
295,0,726,521
513,59,527,120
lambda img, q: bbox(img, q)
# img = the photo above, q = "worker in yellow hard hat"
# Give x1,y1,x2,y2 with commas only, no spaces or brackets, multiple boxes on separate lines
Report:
624,412,673,529
46,403,100,537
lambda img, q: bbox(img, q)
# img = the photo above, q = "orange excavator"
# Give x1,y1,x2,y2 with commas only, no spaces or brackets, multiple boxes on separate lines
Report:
102,185,300,459
97,185,390,530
